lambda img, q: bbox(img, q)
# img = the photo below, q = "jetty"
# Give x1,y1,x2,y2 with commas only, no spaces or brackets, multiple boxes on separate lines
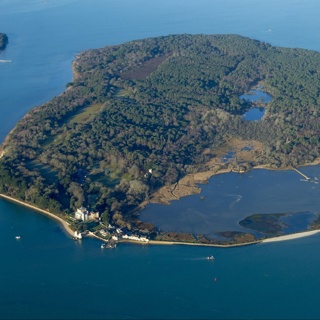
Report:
293,168,310,180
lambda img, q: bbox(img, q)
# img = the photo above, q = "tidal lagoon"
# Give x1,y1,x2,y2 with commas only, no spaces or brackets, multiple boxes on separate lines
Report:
140,166,320,239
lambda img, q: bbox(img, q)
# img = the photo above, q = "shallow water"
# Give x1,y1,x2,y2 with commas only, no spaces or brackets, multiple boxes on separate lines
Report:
141,166,320,237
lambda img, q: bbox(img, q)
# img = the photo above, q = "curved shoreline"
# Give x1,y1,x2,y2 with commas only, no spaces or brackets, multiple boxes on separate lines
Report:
89,230,320,248
147,153,320,207
1,193,320,248
0,194,75,237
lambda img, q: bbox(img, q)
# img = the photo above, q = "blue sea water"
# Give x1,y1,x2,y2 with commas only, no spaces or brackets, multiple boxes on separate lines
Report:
2,0,320,319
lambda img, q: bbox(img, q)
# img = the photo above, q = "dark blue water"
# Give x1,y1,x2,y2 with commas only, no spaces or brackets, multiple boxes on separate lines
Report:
2,199,320,319
2,0,320,318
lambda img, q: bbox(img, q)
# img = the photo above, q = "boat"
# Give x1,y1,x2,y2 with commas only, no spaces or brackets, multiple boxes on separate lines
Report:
15,236,21,239
101,243,106,249
0,59,12,63
207,255,215,260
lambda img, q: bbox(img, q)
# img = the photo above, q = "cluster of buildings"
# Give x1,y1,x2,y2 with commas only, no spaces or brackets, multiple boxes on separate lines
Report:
122,234,149,242
74,207,149,244
98,224,149,243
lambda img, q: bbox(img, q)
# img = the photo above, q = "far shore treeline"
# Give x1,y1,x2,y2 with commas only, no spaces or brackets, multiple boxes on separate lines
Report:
1,34,320,242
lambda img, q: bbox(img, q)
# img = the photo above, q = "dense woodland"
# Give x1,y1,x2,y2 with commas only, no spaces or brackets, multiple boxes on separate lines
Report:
0,33,8,50
1,34,320,236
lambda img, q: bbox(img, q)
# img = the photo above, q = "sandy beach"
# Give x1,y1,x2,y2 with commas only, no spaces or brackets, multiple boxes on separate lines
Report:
125,230,320,247
261,230,320,243
0,193,75,237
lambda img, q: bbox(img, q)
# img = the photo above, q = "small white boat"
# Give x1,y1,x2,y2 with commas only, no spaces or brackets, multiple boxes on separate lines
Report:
15,236,21,239
207,255,215,260
101,243,106,249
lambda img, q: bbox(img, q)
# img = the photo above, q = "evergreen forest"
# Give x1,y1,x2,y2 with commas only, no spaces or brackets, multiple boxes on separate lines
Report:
1,34,320,236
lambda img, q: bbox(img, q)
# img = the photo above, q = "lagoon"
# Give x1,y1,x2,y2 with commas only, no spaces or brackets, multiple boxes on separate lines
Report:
140,166,320,239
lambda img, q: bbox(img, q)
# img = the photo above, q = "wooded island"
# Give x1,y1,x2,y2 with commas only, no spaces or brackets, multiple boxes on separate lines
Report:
1,34,320,244
0,33,8,50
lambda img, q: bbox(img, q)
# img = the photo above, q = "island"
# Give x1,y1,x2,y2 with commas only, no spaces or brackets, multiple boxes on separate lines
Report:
1,34,320,246
0,33,8,50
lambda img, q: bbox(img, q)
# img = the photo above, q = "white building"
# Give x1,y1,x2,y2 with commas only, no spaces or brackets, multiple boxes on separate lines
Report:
122,234,149,243
74,207,100,221
75,207,89,221
74,231,82,239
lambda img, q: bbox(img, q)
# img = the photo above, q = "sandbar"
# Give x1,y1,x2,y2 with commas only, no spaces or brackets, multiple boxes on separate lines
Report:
261,230,320,243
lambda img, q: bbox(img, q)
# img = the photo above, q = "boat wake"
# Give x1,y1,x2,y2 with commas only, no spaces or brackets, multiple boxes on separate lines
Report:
224,193,243,208
185,256,215,261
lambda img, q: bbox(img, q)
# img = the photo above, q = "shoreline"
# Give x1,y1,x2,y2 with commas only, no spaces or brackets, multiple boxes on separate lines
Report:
0,194,75,238
147,154,320,207
0,193,319,247
261,230,320,243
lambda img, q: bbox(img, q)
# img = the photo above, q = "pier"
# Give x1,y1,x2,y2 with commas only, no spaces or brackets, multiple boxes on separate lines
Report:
293,168,310,180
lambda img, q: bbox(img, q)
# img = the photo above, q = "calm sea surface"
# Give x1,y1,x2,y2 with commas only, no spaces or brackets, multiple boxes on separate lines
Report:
140,166,320,238
1,0,320,319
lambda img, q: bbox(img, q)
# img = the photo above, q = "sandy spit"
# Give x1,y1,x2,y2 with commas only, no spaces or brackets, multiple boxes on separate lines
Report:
261,230,320,243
